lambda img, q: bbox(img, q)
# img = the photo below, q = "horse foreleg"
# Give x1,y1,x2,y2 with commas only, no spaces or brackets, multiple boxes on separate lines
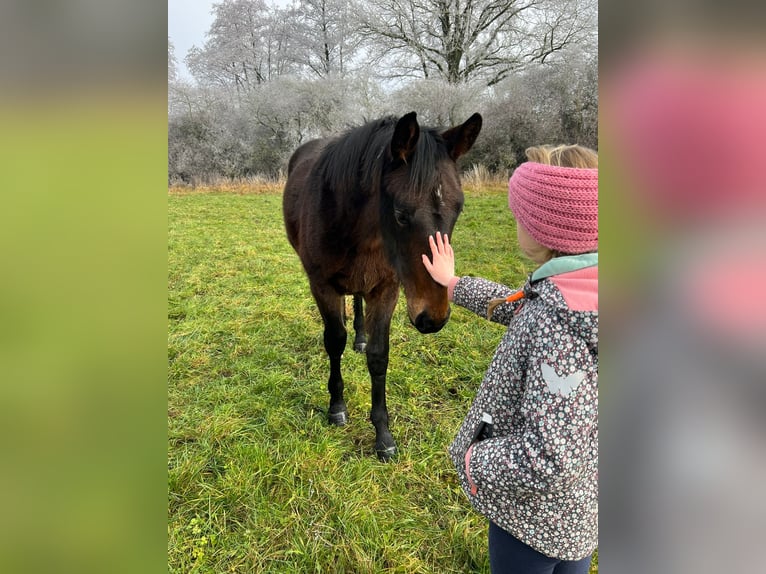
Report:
352,294,367,353
364,287,399,461
312,286,348,426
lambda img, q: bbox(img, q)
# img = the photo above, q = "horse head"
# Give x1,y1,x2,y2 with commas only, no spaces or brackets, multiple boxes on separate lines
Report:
380,111,482,334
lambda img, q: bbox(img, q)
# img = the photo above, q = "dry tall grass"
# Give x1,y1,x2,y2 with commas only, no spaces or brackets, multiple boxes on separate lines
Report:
461,164,509,193
168,164,508,196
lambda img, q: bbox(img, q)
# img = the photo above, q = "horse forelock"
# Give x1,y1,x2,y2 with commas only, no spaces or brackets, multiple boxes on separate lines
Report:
405,129,452,198
381,128,460,210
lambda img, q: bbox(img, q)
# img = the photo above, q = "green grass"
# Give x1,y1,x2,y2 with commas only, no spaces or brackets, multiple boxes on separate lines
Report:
168,187,597,573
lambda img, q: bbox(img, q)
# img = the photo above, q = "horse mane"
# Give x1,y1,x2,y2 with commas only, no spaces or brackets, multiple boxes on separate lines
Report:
317,116,449,204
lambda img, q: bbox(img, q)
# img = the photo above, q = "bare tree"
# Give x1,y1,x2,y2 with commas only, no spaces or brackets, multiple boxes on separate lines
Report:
360,0,596,86
168,39,178,83
169,39,204,118
290,0,364,77
464,48,597,173
388,78,484,126
186,0,295,93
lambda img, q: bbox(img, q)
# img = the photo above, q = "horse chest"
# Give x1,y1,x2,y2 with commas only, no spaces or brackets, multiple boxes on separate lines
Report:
331,242,395,294
353,250,395,291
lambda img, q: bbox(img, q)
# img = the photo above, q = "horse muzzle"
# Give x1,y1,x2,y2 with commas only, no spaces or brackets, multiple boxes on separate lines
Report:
412,308,450,334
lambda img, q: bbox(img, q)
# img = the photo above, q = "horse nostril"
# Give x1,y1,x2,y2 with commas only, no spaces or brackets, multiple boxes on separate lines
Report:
414,310,449,334
414,313,433,333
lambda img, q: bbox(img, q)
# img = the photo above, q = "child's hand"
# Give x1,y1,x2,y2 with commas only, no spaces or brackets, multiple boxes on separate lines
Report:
422,232,455,287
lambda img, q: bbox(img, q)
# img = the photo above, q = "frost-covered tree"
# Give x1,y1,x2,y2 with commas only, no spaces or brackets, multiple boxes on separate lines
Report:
387,79,484,126
359,0,596,86
168,39,177,83
466,49,598,172
290,0,364,77
186,0,295,92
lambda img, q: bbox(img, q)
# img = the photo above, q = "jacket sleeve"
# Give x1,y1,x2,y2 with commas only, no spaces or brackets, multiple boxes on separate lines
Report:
465,341,598,495
452,276,524,326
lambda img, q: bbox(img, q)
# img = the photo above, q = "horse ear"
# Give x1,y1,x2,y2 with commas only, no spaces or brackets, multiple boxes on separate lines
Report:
442,113,483,161
390,111,420,163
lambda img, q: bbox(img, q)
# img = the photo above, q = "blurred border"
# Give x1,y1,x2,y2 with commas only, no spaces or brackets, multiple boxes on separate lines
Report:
600,1,766,572
0,2,167,572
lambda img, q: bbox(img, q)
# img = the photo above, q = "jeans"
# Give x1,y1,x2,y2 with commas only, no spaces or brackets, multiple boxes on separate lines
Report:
488,522,593,574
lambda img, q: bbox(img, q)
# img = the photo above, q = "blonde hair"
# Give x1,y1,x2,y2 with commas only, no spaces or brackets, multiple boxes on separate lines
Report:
524,144,598,169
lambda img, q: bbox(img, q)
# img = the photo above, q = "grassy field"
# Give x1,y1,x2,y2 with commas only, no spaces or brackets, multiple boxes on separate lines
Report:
168,185,597,573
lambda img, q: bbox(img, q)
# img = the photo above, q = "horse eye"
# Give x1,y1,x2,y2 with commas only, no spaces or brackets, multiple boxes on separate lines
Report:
394,208,410,226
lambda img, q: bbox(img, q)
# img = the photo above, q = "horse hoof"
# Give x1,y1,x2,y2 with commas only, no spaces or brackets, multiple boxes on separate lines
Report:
354,341,366,353
376,445,397,462
328,410,348,426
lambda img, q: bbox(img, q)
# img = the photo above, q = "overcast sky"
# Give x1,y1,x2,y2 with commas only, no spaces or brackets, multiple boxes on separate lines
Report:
168,0,217,79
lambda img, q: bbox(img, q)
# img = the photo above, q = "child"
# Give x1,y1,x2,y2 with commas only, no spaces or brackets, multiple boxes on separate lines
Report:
422,145,598,573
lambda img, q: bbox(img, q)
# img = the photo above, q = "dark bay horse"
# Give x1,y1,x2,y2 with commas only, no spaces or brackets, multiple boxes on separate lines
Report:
283,111,482,460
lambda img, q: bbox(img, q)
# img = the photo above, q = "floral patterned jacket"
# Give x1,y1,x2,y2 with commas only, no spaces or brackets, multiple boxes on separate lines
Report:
448,253,598,560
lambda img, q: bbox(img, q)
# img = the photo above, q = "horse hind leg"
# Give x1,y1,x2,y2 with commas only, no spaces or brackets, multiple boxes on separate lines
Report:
312,285,349,426
352,294,367,353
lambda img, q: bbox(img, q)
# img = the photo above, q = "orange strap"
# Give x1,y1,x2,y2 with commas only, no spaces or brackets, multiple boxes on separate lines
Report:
504,290,525,304
487,289,525,320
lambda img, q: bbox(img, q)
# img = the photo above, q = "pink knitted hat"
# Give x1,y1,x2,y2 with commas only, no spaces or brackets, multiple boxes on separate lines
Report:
508,162,598,254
